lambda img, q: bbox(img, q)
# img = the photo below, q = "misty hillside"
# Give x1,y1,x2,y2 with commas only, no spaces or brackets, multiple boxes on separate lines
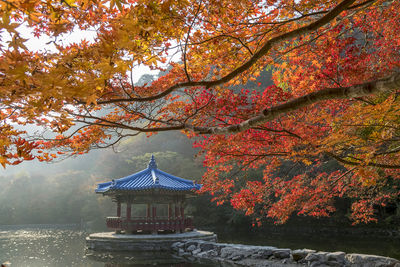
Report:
0,132,207,226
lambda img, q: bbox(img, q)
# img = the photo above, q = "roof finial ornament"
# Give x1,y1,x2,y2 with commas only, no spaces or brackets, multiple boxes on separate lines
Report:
148,154,157,169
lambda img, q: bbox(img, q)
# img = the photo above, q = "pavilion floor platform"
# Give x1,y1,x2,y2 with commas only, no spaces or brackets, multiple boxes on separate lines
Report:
86,230,217,251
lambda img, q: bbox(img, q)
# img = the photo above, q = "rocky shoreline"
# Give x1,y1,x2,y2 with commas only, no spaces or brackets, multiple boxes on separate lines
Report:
171,240,400,267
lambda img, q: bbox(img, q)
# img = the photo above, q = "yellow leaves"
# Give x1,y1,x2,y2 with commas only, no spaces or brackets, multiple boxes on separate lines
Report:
0,156,9,168
9,35,29,51
357,168,378,187
302,158,313,166
147,57,158,67
62,0,78,7
110,0,124,11
86,94,98,105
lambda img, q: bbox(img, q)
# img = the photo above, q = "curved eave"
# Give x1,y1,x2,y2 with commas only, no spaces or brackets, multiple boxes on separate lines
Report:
98,188,200,197
95,171,201,193
96,184,201,193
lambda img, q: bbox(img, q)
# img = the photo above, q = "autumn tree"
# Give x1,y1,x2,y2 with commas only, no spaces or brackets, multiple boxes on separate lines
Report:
1,0,400,223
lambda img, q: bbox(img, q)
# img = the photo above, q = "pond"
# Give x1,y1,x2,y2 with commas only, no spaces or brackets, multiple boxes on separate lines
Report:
0,226,398,266
0,228,214,267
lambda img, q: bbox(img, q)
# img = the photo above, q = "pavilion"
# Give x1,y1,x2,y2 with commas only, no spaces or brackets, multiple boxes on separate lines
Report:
95,155,201,234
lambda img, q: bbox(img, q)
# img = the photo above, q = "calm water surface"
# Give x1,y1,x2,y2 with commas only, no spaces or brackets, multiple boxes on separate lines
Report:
0,227,399,266
0,228,215,267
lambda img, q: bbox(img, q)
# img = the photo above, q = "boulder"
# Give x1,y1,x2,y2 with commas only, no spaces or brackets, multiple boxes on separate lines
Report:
178,248,185,256
272,248,291,259
250,247,276,259
327,251,346,264
346,253,400,267
171,242,184,251
213,243,228,254
197,249,218,258
231,254,244,261
199,242,216,252
184,241,199,250
192,248,202,255
220,247,238,258
292,249,316,261
220,246,255,261
186,244,197,252
305,252,328,263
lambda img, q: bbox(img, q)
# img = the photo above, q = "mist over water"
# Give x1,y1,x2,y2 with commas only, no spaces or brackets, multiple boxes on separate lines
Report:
0,228,93,266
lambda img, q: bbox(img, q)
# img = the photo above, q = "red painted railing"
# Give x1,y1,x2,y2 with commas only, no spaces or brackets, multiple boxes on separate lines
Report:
106,217,194,233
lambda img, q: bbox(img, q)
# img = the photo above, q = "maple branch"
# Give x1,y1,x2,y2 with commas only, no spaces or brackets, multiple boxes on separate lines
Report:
189,34,254,55
71,74,400,148
73,119,185,132
71,111,185,132
253,126,302,139
189,72,400,134
218,151,289,157
182,1,203,82
326,152,400,169
94,0,356,105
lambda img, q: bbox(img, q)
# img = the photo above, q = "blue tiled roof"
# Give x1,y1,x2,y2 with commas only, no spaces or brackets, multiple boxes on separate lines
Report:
95,155,202,193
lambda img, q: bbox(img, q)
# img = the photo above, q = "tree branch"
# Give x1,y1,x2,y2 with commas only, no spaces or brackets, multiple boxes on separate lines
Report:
326,151,400,169
92,0,357,105
189,72,400,134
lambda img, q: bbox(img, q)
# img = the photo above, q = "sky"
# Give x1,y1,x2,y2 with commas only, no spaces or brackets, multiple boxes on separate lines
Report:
0,24,159,177
0,23,159,83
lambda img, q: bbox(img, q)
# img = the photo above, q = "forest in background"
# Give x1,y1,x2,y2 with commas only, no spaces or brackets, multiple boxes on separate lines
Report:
0,131,201,226
0,130,399,232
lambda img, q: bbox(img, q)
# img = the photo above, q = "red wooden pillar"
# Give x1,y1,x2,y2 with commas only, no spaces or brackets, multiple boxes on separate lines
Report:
126,202,131,221
117,202,121,217
174,203,179,232
147,203,151,220
168,203,172,231
168,203,172,219
152,205,157,219
180,202,185,233
180,203,185,219
151,204,157,234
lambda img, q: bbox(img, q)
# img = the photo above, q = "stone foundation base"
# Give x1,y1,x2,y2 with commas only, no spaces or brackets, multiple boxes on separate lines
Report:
86,230,217,251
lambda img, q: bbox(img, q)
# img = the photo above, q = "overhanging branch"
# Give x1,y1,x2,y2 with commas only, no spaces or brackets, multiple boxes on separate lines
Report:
93,0,357,105
188,72,400,134
326,151,400,169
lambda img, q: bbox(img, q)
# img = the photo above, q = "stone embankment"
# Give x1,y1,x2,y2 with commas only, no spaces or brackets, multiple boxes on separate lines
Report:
172,240,400,267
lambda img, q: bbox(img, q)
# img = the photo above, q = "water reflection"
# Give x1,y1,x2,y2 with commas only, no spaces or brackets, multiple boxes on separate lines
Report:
0,229,89,266
85,250,219,267
0,228,216,266
86,250,185,265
